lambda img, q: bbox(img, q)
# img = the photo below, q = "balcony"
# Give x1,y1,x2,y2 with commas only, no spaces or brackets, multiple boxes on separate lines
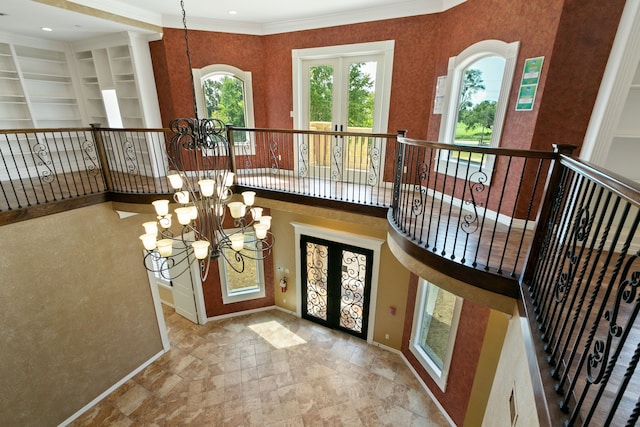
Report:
1,125,638,425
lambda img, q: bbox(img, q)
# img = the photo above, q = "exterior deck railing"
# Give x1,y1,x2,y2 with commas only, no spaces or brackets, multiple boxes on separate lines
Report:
1,126,639,425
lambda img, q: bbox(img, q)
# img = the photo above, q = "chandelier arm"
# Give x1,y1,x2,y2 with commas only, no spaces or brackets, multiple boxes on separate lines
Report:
218,244,246,274
143,248,193,280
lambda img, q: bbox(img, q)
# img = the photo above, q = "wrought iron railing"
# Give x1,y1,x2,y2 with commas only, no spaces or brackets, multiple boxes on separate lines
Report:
0,128,105,210
1,125,639,425
389,135,569,278
91,125,171,195
521,156,640,426
228,126,398,208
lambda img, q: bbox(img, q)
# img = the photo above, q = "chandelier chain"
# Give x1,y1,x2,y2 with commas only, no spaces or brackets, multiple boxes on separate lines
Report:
180,0,199,117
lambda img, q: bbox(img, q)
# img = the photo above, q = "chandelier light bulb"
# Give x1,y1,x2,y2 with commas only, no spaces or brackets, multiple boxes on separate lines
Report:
230,233,245,251
142,221,158,235
167,172,183,189
228,202,246,219
175,207,193,225
157,239,174,257
139,233,157,250
175,190,189,204
187,205,198,220
192,240,210,259
254,223,268,239
251,207,263,220
242,191,256,206
198,179,215,197
223,172,234,187
259,215,272,229
152,199,170,216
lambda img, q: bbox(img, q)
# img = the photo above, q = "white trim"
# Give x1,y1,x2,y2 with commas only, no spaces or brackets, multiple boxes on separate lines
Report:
291,222,384,344
146,269,170,351
275,306,298,316
409,279,463,393
193,64,256,130
217,230,266,305
399,352,457,427
437,40,520,182
581,0,640,165
57,349,166,427
292,40,394,132
159,1,467,36
205,305,278,322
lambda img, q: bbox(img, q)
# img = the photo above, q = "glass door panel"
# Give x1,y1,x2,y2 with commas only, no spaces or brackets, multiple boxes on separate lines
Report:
301,235,373,339
304,241,328,321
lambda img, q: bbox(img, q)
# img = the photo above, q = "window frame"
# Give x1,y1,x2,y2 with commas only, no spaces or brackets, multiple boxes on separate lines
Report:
193,64,255,153
436,40,520,182
217,230,266,304
409,277,463,392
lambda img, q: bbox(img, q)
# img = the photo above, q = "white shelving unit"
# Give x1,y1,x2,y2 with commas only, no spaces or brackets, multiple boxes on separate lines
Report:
13,44,83,128
72,33,162,130
606,62,640,183
72,33,164,177
74,50,108,125
0,42,33,129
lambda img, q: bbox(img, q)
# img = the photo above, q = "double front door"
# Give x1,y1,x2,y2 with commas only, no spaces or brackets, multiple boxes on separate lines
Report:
300,235,373,340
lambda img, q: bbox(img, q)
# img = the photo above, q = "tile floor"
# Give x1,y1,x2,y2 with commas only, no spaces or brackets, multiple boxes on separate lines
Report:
71,306,450,426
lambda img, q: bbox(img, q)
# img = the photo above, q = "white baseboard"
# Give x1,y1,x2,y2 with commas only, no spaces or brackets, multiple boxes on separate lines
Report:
205,305,278,323
274,306,298,317
398,352,458,427
371,340,456,426
58,349,166,427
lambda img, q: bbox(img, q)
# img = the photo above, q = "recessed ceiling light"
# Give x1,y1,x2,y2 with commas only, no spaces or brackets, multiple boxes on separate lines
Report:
228,10,238,15
41,27,53,32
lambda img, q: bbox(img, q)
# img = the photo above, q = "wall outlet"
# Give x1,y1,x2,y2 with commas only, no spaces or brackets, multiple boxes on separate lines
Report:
385,333,390,340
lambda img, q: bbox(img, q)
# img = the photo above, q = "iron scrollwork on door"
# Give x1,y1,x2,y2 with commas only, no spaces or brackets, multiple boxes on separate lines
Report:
340,250,367,333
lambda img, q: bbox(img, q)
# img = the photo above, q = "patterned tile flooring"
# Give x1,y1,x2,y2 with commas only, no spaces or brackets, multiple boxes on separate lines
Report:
71,306,450,426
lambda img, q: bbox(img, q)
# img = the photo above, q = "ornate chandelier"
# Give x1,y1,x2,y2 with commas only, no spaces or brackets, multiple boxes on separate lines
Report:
138,1,273,280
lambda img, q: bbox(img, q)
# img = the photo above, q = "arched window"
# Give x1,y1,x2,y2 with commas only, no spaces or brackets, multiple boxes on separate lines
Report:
193,64,255,147
437,40,519,179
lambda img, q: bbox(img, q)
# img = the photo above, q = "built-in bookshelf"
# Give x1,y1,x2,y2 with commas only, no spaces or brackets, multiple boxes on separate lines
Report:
72,34,161,129
606,62,640,183
0,42,33,129
13,44,83,128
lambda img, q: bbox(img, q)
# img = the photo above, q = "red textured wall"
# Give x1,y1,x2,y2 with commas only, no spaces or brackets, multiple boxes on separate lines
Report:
402,273,490,425
149,0,625,215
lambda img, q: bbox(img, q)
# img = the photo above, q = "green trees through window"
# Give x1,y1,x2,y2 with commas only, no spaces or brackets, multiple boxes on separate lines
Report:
455,56,505,146
308,63,375,128
202,75,246,127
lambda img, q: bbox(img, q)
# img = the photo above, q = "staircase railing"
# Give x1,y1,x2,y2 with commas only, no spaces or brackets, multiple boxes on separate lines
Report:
521,155,640,426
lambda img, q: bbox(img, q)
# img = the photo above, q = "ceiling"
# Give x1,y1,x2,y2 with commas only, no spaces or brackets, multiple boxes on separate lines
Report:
0,0,466,42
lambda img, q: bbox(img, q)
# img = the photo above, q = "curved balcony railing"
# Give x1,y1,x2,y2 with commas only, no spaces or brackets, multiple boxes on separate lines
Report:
388,135,571,287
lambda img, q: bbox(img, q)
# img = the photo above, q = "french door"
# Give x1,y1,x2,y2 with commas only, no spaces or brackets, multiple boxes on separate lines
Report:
300,234,373,340
293,41,394,186
301,55,383,184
